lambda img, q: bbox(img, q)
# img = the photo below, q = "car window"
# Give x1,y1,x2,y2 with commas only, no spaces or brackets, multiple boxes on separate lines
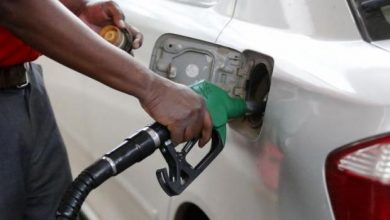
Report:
349,0,390,41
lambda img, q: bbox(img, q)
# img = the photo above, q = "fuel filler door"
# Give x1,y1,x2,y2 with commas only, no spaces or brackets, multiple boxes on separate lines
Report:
150,34,273,139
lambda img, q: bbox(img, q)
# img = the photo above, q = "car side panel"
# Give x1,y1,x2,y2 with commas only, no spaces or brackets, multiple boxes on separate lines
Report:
216,18,390,220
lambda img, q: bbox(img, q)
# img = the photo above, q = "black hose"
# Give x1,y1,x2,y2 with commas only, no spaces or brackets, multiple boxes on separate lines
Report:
56,123,169,220
56,159,113,219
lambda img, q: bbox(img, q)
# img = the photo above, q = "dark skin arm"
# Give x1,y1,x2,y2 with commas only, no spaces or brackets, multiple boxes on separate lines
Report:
0,0,212,146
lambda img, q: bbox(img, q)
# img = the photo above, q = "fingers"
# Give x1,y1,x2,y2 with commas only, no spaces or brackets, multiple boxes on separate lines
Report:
99,1,144,49
142,80,213,148
168,124,185,146
170,108,212,147
126,24,143,49
198,111,213,147
103,1,126,28
183,115,203,141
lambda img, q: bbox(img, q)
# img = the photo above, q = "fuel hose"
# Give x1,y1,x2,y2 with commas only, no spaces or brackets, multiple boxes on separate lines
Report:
56,123,169,220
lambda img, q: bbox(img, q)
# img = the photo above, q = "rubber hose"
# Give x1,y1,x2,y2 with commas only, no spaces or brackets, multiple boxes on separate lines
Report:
56,159,113,219
56,123,169,220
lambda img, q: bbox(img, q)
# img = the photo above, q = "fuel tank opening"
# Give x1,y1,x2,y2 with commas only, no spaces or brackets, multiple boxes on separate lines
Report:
229,60,272,140
245,63,271,129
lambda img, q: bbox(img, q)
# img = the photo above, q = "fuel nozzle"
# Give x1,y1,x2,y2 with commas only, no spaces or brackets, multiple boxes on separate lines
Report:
156,80,249,196
190,80,248,144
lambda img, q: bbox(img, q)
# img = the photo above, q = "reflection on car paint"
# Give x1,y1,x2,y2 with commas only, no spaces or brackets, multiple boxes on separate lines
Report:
257,142,284,191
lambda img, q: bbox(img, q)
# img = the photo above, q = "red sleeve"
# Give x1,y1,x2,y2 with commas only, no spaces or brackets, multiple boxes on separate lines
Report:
0,26,41,67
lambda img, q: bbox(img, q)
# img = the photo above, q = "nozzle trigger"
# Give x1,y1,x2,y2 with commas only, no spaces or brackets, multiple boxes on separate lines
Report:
156,129,224,196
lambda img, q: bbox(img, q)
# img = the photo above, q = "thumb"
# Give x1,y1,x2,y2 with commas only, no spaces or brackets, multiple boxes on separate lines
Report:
103,1,126,28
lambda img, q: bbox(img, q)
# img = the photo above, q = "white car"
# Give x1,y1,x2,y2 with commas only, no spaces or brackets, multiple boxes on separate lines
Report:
39,0,390,219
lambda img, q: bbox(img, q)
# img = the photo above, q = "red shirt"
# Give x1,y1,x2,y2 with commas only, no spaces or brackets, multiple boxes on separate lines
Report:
0,26,40,67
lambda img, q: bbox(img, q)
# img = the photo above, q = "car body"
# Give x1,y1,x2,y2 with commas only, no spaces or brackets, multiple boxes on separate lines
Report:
38,0,390,219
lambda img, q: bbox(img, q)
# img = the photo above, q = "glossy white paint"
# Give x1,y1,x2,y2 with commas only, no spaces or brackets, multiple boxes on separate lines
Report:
38,0,390,219
218,20,390,105
217,4,390,220
234,0,361,40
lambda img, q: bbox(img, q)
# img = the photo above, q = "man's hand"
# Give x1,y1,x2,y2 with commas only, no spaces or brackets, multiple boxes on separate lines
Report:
79,0,143,49
141,77,213,147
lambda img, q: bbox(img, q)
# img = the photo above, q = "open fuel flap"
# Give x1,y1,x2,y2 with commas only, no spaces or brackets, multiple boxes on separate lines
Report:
150,34,273,139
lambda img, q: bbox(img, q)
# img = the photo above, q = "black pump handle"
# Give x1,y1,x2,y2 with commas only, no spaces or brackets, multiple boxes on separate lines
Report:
156,129,224,196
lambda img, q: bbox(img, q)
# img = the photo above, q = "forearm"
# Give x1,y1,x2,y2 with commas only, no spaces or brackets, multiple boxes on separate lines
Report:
60,0,88,15
0,0,154,101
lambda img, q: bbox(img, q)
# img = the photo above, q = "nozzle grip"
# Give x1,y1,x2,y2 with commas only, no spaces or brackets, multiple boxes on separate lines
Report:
156,129,224,196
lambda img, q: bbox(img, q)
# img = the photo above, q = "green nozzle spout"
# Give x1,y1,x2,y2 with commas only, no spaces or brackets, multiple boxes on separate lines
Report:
191,80,248,144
